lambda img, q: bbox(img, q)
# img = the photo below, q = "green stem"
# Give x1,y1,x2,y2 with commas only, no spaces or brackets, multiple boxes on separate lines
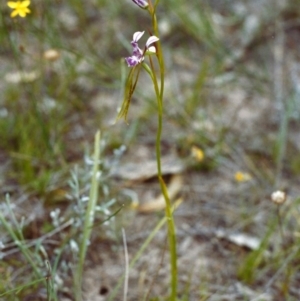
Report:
75,131,101,301
149,10,177,301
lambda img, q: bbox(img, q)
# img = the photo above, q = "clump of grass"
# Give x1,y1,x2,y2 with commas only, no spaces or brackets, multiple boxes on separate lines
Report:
0,131,119,300
238,191,300,298
0,194,47,299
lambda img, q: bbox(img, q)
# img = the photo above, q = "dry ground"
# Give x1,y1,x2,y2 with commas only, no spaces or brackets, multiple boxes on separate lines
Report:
1,1,300,300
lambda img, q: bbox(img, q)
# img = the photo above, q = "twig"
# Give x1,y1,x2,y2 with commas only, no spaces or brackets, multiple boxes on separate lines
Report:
122,228,129,301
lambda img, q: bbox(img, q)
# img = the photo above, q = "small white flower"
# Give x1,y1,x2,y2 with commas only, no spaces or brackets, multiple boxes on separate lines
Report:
271,190,286,205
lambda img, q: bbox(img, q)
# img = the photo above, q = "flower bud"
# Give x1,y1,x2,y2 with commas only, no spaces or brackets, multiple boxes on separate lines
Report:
271,190,286,205
132,0,149,9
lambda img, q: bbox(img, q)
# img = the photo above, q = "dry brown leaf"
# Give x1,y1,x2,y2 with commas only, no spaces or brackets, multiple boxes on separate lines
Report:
138,174,183,213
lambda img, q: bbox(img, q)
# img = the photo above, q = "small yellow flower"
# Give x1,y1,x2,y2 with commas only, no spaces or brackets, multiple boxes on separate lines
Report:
191,146,204,162
234,171,252,182
7,1,31,18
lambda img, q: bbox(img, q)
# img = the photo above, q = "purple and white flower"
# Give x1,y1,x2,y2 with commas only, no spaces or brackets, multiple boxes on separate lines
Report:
125,31,159,67
131,0,149,9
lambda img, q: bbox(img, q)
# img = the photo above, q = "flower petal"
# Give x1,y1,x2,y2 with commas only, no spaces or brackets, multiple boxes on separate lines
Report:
132,45,143,58
7,2,18,8
22,7,30,14
145,36,159,48
19,11,26,17
132,0,149,9
21,0,30,7
147,46,156,53
11,10,19,17
125,56,140,67
132,31,144,43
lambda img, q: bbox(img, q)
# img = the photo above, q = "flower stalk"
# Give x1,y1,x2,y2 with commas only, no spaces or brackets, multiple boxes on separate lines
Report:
151,15,178,301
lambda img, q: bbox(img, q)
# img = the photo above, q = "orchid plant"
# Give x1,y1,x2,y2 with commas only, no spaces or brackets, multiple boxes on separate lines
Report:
117,0,178,299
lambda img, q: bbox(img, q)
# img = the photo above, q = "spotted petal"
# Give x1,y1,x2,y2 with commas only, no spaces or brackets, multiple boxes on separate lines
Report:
125,55,142,67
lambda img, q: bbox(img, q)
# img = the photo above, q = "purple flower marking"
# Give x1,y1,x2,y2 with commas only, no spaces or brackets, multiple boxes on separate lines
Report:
125,31,159,67
131,0,148,9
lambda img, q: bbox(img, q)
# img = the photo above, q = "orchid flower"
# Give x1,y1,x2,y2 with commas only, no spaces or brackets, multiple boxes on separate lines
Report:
125,31,159,67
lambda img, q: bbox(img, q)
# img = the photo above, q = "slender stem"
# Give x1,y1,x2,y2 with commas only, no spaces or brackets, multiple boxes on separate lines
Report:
276,205,285,246
149,10,178,301
75,131,101,301
152,14,165,101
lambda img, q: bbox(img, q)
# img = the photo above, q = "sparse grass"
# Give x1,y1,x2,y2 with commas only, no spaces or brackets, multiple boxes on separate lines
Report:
1,0,300,300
